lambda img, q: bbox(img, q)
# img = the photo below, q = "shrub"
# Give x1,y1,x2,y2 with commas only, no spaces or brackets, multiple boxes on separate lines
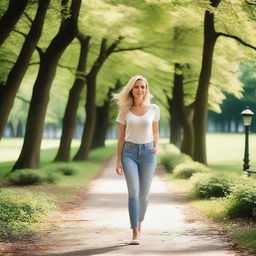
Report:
56,166,77,176
160,153,192,173
173,162,209,179
8,169,60,185
191,173,234,199
226,180,256,219
44,170,61,183
0,189,55,239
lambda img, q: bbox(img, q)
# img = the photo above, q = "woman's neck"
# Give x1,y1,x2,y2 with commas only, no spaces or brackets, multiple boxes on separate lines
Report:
133,99,145,107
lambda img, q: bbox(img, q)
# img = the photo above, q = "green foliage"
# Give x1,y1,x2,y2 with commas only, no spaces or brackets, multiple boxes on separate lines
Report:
226,180,256,219
173,162,209,179
191,173,234,199
160,153,192,173
8,169,61,185
55,166,77,176
231,229,256,250
0,189,55,239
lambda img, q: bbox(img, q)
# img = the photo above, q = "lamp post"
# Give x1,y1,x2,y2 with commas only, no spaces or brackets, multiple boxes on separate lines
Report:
241,107,254,175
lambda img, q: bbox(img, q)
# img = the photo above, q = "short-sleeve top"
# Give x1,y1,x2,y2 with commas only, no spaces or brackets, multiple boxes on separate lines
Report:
116,104,160,144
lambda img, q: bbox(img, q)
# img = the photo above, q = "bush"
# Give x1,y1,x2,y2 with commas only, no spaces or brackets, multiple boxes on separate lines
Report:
0,189,55,239
226,180,256,219
55,166,77,176
160,153,192,173
191,173,234,199
173,162,209,179
8,169,61,185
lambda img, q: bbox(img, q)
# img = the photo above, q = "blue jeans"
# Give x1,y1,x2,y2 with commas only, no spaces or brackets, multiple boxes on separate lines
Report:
121,141,156,228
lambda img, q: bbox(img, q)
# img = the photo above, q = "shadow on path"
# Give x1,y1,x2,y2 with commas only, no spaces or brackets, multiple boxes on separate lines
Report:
36,244,129,256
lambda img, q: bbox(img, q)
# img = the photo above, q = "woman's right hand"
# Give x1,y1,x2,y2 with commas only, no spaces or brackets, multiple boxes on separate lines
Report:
116,161,124,175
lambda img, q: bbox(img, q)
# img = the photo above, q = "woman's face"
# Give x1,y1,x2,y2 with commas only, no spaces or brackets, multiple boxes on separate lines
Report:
131,79,147,99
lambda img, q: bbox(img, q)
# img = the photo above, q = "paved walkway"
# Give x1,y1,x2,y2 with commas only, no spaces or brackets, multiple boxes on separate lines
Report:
16,156,250,256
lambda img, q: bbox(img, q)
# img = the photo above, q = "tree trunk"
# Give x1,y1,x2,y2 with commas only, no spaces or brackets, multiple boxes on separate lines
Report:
181,105,194,157
170,111,183,147
169,63,184,148
7,122,15,137
73,74,97,160
169,63,195,156
91,80,122,149
16,120,23,137
54,33,90,162
12,0,81,170
91,104,109,149
73,38,122,160
0,0,50,138
0,0,28,47
192,0,221,164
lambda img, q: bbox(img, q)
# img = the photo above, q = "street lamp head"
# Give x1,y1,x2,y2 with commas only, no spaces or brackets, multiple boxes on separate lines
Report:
241,108,254,126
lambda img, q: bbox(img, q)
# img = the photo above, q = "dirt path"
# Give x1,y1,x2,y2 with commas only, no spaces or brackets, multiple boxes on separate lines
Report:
6,156,253,256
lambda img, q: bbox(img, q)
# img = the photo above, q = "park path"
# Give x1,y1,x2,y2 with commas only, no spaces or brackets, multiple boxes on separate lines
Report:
12,156,251,256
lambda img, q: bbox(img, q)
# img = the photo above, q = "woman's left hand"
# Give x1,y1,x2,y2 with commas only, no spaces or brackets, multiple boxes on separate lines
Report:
152,146,158,155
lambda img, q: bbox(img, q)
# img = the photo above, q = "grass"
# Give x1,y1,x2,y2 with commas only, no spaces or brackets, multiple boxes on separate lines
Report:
0,138,116,177
190,199,256,251
160,133,256,252
1,142,116,201
189,199,228,220
0,138,116,239
207,133,256,175
231,229,256,249
0,189,55,239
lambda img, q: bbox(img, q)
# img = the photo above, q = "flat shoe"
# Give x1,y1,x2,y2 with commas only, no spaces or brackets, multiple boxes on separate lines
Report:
129,238,140,245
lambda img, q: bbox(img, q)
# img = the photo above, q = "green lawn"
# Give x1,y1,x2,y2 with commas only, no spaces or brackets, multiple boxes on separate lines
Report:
207,133,250,174
0,138,116,178
0,138,117,201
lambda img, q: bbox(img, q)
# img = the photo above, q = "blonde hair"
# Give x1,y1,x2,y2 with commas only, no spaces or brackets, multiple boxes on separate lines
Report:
112,75,151,112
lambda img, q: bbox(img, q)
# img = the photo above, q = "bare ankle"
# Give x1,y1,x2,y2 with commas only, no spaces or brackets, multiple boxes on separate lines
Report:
138,221,142,233
132,227,140,238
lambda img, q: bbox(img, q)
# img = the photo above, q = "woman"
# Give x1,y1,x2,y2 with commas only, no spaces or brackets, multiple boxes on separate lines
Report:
113,75,160,245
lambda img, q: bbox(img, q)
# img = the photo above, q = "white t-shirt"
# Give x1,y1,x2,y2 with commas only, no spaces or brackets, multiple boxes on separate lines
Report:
116,104,160,144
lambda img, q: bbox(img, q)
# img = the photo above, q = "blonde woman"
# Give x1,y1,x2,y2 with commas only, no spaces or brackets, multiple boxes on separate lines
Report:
113,75,160,245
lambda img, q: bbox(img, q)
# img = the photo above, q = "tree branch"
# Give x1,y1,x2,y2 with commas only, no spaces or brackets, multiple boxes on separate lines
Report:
16,95,30,104
35,46,44,60
217,32,256,51
57,63,76,74
106,36,124,56
113,46,145,53
13,28,27,38
245,0,256,5
24,12,33,24
1,59,16,65
98,38,107,60
29,61,40,66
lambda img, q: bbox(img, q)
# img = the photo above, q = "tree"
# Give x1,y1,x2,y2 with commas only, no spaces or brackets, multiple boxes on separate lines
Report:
0,0,50,138
54,33,90,162
169,64,183,148
73,37,123,161
91,79,122,149
12,0,82,170
193,0,256,164
0,0,28,47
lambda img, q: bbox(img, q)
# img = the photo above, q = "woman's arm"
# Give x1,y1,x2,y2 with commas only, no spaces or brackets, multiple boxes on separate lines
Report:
152,121,159,154
116,123,126,175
